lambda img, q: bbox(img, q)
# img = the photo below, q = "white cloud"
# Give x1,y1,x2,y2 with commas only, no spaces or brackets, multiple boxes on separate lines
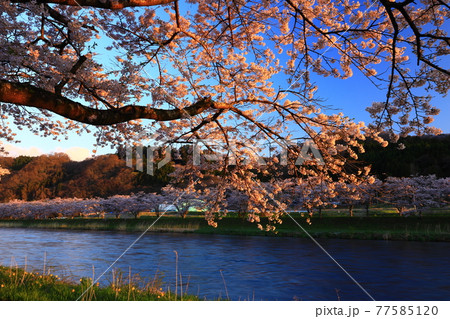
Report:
2,143,92,161
3,144,44,157
55,146,92,161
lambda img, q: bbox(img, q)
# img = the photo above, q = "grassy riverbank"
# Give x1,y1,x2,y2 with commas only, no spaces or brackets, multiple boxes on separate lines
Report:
0,265,198,301
1,214,450,241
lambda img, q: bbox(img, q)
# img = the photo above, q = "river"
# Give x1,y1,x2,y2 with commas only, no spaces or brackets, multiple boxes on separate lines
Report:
0,227,449,300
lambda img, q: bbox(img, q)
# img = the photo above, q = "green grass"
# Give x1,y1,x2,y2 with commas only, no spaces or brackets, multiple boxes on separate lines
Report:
276,215,450,241
0,265,199,301
196,215,450,241
318,206,450,217
1,213,450,241
0,218,202,233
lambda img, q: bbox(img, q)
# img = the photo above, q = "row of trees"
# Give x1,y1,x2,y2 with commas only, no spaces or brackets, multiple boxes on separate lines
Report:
287,175,450,218
0,176,448,227
0,191,182,220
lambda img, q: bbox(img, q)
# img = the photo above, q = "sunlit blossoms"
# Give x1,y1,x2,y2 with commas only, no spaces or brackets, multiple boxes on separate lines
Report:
0,0,448,226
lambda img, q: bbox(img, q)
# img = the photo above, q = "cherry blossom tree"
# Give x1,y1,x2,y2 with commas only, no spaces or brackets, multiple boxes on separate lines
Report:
161,184,206,219
379,176,449,216
99,195,132,218
0,0,448,226
380,176,414,215
335,182,362,217
278,177,336,221
406,175,449,215
358,177,382,217
125,192,162,218
432,177,450,207
224,189,251,218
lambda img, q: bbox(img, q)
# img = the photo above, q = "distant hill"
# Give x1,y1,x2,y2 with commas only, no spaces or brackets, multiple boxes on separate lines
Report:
360,134,450,178
0,153,172,202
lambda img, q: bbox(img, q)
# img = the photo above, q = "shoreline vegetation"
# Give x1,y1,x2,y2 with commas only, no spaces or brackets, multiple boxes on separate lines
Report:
0,265,199,301
1,210,450,242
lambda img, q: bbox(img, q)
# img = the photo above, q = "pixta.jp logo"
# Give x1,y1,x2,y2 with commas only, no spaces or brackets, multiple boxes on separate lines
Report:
126,132,324,176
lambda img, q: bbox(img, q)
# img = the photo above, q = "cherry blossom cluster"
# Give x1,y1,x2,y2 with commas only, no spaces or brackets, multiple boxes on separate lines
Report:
0,0,448,226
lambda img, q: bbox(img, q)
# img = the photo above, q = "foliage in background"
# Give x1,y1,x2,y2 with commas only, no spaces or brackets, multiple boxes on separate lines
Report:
361,134,450,178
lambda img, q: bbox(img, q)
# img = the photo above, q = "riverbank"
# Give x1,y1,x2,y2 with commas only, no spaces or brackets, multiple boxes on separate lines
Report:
1,215,450,241
0,265,199,301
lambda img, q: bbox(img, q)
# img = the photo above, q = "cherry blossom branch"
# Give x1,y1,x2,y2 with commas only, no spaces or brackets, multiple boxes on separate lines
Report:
285,0,380,80
54,55,87,94
379,2,398,129
0,79,213,125
167,109,225,144
380,0,450,76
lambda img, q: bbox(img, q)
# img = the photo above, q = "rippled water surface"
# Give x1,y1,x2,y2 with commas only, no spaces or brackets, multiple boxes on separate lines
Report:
0,227,449,300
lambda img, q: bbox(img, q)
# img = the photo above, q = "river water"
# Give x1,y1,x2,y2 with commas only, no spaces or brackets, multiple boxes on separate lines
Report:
0,227,449,300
